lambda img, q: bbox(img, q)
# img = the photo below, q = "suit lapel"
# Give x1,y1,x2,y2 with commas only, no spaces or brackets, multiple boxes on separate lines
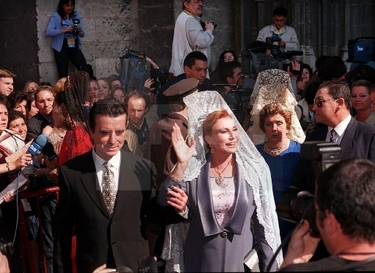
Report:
197,154,247,237
112,151,133,218
197,159,221,237
340,117,356,158
79,152,110,217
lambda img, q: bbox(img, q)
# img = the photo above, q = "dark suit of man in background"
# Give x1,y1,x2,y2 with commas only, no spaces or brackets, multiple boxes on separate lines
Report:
53,98,157,273
287,81,375,261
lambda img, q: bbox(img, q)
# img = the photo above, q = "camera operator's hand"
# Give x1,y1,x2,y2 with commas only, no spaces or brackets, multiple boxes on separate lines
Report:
287,60,301,78
62,26,73,33
205,21,215,31
143,78,155,90
78,27,83,36
266,37,273,45
278,40,286,48
280,220,321,269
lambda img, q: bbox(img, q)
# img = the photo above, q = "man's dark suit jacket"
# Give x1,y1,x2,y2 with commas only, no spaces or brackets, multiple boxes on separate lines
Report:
26,112,51,142
53,149,157,273
290,117,375,194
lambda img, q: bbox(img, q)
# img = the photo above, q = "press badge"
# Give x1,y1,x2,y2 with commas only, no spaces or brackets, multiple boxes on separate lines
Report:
67,36,75,48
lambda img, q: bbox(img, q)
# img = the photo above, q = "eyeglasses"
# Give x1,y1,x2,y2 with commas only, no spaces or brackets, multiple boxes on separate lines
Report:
313,98,338,108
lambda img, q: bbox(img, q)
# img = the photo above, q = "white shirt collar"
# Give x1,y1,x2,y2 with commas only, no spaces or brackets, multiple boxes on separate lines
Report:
327,114,352,144
92,148,121,171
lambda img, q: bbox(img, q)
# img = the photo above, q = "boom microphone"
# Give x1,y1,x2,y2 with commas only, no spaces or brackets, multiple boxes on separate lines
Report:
27,134,48,156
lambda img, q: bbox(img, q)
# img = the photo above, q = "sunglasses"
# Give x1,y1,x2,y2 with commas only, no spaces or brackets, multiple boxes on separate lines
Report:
313,97,338,108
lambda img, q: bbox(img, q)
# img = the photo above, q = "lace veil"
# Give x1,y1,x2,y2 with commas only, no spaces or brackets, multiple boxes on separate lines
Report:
248,83,306,146
183,90,283,268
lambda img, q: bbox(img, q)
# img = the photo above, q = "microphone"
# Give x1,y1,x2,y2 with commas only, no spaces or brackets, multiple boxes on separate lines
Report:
43,141,57,160
27,134,48,156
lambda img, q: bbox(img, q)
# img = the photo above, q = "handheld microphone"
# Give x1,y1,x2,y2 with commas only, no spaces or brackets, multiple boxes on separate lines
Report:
43,141,57,160
27,134,48,156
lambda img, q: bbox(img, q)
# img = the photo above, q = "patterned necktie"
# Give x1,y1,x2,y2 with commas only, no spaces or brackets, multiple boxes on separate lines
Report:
102,162,116,215
330,129,338,144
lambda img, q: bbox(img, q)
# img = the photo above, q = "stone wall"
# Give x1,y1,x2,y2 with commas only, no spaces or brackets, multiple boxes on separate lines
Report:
1,0,374,90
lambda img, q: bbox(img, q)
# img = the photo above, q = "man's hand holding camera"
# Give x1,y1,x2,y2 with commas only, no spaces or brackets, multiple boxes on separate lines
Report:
204,21,215,31
280,220,321,269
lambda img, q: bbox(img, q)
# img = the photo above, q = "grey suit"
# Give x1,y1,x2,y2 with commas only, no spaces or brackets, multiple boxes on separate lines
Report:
53,150,157,273
158,153,276,272
290,117,375,193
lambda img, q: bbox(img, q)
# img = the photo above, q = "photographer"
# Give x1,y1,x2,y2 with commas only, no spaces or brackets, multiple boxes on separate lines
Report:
46,0,87,79
280,158,375,271
256,6,299,53
169,0,214,77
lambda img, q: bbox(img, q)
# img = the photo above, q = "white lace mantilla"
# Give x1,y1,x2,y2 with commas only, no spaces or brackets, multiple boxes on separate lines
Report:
182,90,283,268
248,83,306,146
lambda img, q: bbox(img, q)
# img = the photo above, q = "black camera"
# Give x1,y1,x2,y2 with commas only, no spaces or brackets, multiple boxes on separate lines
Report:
0,239,14,256
72,18,80,36
276,141,341,237
200,19,217,29
267,33,281,43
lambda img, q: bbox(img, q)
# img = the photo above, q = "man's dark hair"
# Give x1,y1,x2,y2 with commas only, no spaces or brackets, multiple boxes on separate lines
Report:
183,51,208,69
219,61,242,83
319,81,352,110
8,110,27,128
304,81,321,105
89,98,126,131
7,90,28,109
318,56,347,81
316,158,375,243
273,6,288,17
0,94,10,110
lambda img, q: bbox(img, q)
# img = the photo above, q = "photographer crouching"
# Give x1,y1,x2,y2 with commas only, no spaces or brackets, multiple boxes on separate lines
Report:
279,158,375,271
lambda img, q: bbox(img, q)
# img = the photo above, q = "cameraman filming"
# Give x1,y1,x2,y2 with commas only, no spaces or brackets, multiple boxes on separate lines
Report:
256,6,299,53
280,158,375,271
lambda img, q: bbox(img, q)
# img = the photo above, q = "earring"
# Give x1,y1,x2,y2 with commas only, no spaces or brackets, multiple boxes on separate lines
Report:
211,147,215,154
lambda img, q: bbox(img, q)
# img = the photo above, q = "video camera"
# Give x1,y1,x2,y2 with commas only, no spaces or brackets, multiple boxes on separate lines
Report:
72,18,80,36
267,33,281,43
276,141,341,237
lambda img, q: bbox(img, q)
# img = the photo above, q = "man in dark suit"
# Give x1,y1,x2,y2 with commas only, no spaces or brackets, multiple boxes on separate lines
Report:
290,81,375,194
287,81,375,261
53,98,157,273
26,85,54,142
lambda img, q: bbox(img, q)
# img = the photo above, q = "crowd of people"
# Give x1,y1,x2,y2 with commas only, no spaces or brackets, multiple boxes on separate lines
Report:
1,1,375,273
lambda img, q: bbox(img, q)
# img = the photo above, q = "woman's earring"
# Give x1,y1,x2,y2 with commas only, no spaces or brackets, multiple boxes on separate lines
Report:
211,147,215,154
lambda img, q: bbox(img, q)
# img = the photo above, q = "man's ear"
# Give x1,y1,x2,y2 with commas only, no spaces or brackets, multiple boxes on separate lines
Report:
184,66,190,75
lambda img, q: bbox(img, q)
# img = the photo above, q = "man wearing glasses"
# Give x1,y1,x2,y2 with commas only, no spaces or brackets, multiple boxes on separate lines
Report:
285,81,375,261
169,0,215,77
290,81,375,194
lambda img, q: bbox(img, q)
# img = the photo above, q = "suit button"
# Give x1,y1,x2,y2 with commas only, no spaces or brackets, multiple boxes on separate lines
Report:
112,241,116,245
220,231,227,238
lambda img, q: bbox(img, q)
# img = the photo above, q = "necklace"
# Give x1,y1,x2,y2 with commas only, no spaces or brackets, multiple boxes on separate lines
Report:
213,157,232,186
266,140,289,156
